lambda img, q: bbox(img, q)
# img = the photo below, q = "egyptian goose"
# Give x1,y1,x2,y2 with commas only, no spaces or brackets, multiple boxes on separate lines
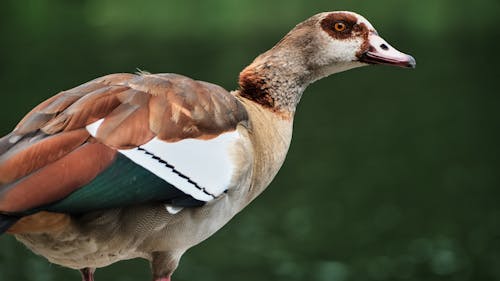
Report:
0,11,415,281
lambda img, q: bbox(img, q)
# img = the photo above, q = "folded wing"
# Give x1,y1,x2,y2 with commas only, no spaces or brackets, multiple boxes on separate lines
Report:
0,73,249,222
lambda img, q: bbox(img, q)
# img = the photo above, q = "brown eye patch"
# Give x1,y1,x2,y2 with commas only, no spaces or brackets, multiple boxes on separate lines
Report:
320,12,365,40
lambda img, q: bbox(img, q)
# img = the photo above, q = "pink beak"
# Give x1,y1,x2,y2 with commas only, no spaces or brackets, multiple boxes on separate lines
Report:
359,33,416,69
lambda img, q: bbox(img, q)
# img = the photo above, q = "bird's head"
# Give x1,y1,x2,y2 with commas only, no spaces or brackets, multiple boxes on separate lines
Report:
269,11,416,81
322,11,415,67
239,11,416,111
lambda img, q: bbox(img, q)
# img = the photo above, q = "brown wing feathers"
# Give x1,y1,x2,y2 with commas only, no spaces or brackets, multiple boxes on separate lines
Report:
93,89,155,149
145,74,248,142
15,74,135,135
0,143,116,213
0,129,89,184
0,73,248,217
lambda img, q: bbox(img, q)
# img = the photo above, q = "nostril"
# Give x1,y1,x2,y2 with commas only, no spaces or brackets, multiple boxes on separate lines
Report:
380,44,389,51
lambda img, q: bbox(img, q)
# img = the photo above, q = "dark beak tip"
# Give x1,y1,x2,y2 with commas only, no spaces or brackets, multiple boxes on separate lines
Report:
407,55,417,69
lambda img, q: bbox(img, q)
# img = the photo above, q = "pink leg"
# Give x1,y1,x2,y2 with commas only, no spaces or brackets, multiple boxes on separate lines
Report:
80,268,95,281
151,251,177,281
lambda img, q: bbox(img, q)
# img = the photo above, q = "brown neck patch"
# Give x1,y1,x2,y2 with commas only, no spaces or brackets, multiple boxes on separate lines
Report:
238,69,275,108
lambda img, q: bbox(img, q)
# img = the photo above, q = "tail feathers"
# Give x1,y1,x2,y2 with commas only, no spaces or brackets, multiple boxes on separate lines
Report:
0,213,19,234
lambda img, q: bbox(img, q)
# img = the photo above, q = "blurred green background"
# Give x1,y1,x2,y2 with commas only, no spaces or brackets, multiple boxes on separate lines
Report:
0,0,499,280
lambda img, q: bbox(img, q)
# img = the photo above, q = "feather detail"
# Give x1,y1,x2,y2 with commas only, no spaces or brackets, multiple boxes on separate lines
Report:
94,90,154,149
15,74,135,135
41,85,128,134
0,129,89,184
0,133,22,156
0,143,116,213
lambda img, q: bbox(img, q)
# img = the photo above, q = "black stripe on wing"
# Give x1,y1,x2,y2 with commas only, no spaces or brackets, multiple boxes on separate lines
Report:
136,147,217,198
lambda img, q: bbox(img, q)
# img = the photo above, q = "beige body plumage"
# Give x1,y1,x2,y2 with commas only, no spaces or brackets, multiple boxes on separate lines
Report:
15,97,292,276
0,11,415,281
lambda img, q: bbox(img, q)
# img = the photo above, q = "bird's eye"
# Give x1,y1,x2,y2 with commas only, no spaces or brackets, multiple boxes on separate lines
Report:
334,22,347,32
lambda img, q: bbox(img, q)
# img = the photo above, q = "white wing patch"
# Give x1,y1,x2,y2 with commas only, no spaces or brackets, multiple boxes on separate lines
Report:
85,119,240,202
86,118,104,136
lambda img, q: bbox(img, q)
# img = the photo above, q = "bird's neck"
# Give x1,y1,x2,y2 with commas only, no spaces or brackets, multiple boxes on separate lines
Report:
238,47,313,115
234,96,294,203
237,42,367,116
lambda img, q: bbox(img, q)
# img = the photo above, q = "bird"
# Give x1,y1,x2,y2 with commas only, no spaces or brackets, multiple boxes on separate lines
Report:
0,11,415,281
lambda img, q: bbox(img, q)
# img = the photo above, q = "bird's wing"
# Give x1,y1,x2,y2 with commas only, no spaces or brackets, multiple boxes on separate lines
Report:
0,73,249,217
